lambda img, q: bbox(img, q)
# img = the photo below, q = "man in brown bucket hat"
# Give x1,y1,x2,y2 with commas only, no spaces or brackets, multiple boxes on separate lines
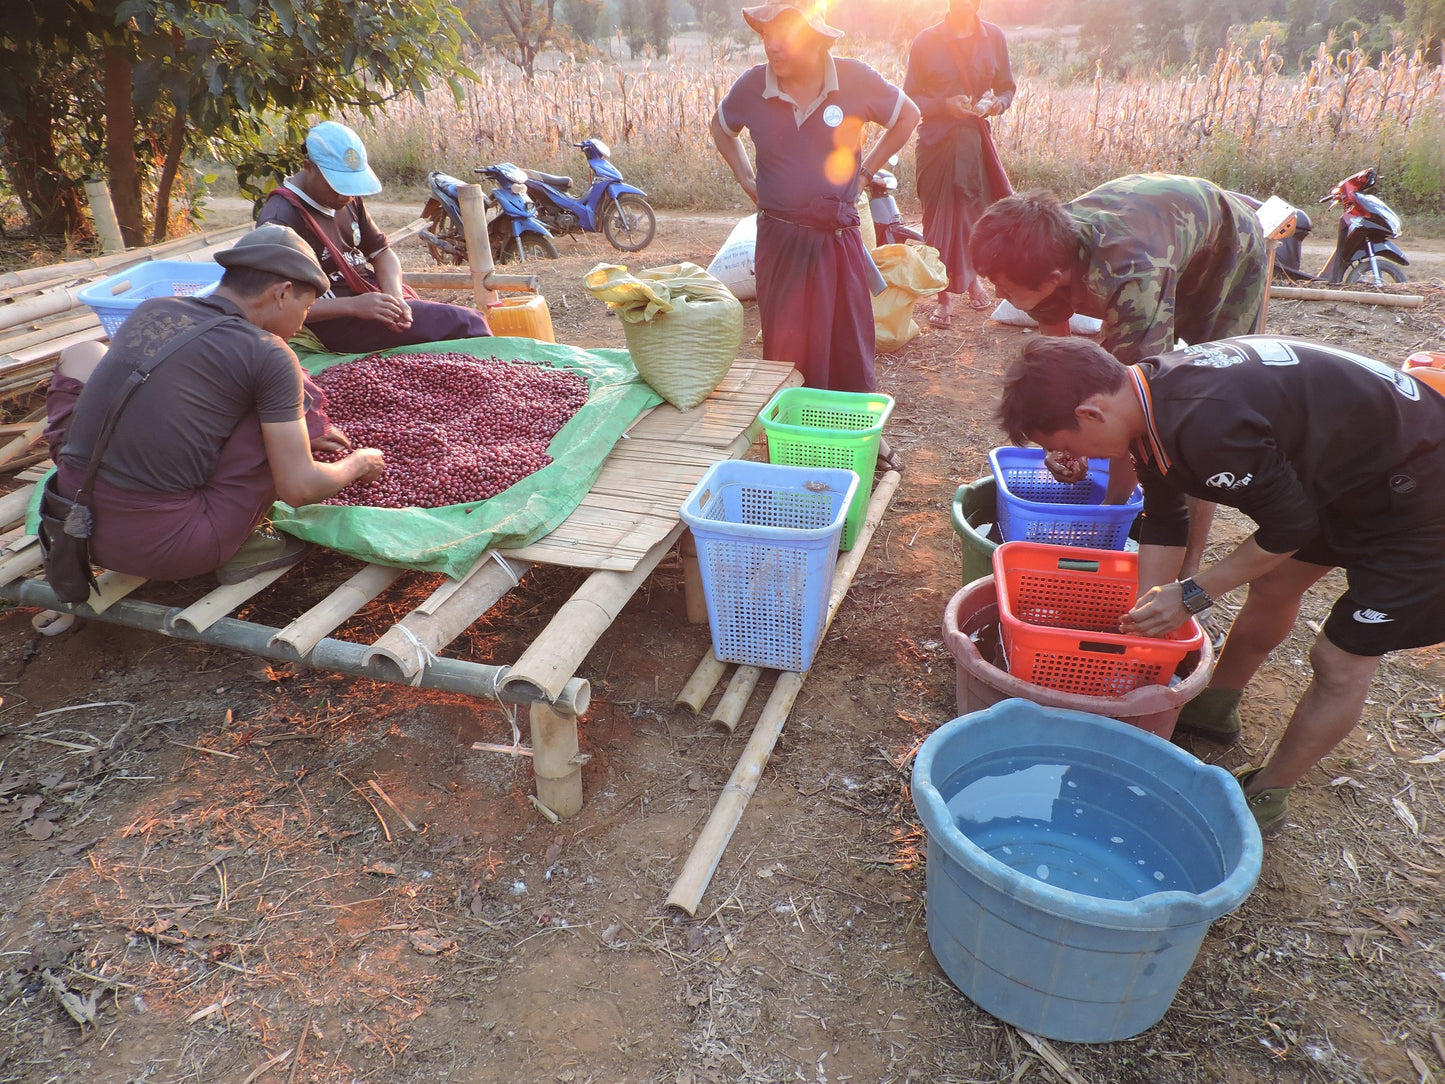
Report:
44,224,384,587
711,0,919,467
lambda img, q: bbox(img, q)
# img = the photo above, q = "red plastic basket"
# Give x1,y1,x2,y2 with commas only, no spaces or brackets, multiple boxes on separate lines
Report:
992,542,1204,697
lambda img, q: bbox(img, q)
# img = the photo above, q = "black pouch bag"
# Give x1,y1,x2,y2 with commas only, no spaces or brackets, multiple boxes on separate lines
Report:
37,472,97,605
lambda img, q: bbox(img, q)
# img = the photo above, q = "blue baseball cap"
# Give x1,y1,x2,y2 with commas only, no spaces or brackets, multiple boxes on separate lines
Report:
305,121,382,198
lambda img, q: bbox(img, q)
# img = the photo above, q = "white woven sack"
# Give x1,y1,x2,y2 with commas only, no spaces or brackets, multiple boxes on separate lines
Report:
707,215,757,301
990,298,1104,337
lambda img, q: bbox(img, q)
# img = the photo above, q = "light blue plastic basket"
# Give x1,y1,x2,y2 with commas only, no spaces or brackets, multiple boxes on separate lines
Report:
79,260,224,337
990,446,1142,549
680,460,858,672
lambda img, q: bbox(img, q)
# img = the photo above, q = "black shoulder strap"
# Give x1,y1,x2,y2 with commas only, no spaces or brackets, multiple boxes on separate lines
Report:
73,311,235,505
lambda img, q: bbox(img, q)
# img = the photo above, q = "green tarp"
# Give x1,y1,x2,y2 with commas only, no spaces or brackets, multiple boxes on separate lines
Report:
271,337,662,579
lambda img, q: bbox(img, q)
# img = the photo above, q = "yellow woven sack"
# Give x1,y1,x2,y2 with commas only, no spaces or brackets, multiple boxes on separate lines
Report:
872,243,948,353
585,262,743,410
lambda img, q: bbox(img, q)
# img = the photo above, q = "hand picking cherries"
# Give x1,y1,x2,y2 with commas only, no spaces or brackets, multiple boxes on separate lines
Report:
314,351,590,508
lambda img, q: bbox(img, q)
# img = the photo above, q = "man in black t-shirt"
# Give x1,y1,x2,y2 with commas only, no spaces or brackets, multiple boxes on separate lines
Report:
257,120,491,354
996,335,1445,836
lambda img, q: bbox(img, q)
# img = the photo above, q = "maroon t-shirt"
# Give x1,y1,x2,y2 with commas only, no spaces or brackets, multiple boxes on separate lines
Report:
257,185,389,299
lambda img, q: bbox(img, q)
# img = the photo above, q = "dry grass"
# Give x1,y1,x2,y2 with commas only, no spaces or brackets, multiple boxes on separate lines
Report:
354,37,1445,214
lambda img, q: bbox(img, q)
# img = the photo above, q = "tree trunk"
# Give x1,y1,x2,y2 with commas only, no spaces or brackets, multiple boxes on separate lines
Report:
0,89,86,238
151,107,188,244
103,45,146,248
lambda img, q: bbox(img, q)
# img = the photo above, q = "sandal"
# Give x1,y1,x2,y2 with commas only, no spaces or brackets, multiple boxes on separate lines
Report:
928,310,953,329
877,446,904,473
968,296,993,311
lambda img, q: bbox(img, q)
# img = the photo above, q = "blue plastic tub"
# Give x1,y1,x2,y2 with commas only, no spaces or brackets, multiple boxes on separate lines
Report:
79,260,224,337
680,460,858,672
989,446,1142,549
912,699,1261,1043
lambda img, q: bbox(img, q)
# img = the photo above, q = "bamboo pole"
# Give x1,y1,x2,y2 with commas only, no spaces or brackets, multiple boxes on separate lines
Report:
457,185,500,309
529,700,584,818
709,665,761,732
0,540,44,587
1267,284,1424,307
0,312,100,357
269,564,406,656
0,421,46,470
403,270,540,294
0,326,107,374
679,529,708,624
83,179,126,254
364,553,529,684
675,650,728,714
0,285,92,333
0,483,36,531
666,469,902,916
501,523,686,703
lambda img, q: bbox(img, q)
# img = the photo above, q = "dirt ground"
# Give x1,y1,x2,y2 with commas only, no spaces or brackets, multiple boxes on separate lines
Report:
2,209,1444,1084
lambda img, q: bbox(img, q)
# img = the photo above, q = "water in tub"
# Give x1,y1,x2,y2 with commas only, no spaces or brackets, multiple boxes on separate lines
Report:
944,755,1205,901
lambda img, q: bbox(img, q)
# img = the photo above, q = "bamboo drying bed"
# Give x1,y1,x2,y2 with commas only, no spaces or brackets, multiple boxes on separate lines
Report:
0,358,799,817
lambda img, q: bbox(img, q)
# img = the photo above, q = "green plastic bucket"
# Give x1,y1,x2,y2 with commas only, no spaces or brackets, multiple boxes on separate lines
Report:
951,476,999,585
760,387,894,550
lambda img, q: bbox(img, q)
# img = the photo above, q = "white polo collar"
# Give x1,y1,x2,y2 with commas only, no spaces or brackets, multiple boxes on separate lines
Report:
762,54,839,126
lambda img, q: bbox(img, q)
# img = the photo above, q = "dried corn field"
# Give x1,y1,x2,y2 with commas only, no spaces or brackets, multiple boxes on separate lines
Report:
356,38,1445,211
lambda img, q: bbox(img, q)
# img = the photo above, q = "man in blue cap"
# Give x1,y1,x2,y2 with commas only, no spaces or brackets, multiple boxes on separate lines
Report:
258,120,492,353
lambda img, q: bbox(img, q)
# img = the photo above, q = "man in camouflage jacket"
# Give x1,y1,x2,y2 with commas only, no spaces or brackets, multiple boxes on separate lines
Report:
968,173,1266,362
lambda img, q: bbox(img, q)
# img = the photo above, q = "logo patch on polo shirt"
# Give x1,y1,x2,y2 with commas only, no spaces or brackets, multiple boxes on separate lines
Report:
823,105,844,127
1352,608,1394,624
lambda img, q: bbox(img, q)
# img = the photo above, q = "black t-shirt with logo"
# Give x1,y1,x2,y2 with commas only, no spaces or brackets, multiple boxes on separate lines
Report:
1129,336,1445,554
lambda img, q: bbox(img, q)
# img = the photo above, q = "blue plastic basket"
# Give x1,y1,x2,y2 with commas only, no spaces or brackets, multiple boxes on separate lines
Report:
680,460,858,672
79,260,224,337
990,447,1142,549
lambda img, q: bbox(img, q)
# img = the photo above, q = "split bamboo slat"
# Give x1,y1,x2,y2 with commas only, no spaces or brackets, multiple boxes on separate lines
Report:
364,553,531,685
170,565,298,634
270,563,406,656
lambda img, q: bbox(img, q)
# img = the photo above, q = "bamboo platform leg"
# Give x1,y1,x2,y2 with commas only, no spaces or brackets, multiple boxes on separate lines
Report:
680,530,708,624
529,701,583,818
666,469,903,915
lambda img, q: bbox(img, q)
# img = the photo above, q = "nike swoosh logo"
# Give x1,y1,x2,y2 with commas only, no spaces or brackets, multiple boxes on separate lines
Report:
1352,610,1395,624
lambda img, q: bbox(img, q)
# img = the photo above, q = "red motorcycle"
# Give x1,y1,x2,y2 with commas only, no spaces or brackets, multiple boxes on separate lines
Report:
1239,169,1408,286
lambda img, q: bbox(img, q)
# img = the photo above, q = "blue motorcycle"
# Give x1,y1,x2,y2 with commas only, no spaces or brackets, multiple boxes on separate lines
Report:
420,164,558,266
521,139,657,252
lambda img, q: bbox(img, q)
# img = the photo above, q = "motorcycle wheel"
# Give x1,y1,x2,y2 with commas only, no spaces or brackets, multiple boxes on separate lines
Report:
494,231,559,265
422,202,467,266
1343,259,1407,286
602,194,656,252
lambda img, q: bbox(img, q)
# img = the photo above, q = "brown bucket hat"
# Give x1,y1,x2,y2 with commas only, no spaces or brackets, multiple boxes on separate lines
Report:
215,224,329,294
741,0,843,40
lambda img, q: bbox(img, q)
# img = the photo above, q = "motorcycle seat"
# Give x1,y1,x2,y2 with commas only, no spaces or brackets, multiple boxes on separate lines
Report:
526,169,573,191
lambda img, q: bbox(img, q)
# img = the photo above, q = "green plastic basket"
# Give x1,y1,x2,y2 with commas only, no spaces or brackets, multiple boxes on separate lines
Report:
759,387,894,549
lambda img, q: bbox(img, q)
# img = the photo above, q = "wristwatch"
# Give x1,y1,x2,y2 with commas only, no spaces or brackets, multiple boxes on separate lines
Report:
1178,578,1213,615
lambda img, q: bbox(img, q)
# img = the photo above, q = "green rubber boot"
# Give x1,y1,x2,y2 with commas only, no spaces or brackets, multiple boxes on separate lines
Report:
1174,686,1243,743
1235,767,1291,836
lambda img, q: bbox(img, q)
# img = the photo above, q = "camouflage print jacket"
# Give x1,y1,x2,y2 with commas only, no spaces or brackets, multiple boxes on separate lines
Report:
1053,174,1268,364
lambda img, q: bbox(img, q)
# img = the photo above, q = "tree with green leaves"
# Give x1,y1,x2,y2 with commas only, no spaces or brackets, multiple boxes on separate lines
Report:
1,0,474,243
616,0,648,57
492,0,561,79
563,0,603,48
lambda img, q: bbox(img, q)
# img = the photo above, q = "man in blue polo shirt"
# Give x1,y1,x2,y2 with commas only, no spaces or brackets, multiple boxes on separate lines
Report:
711,1,919,466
